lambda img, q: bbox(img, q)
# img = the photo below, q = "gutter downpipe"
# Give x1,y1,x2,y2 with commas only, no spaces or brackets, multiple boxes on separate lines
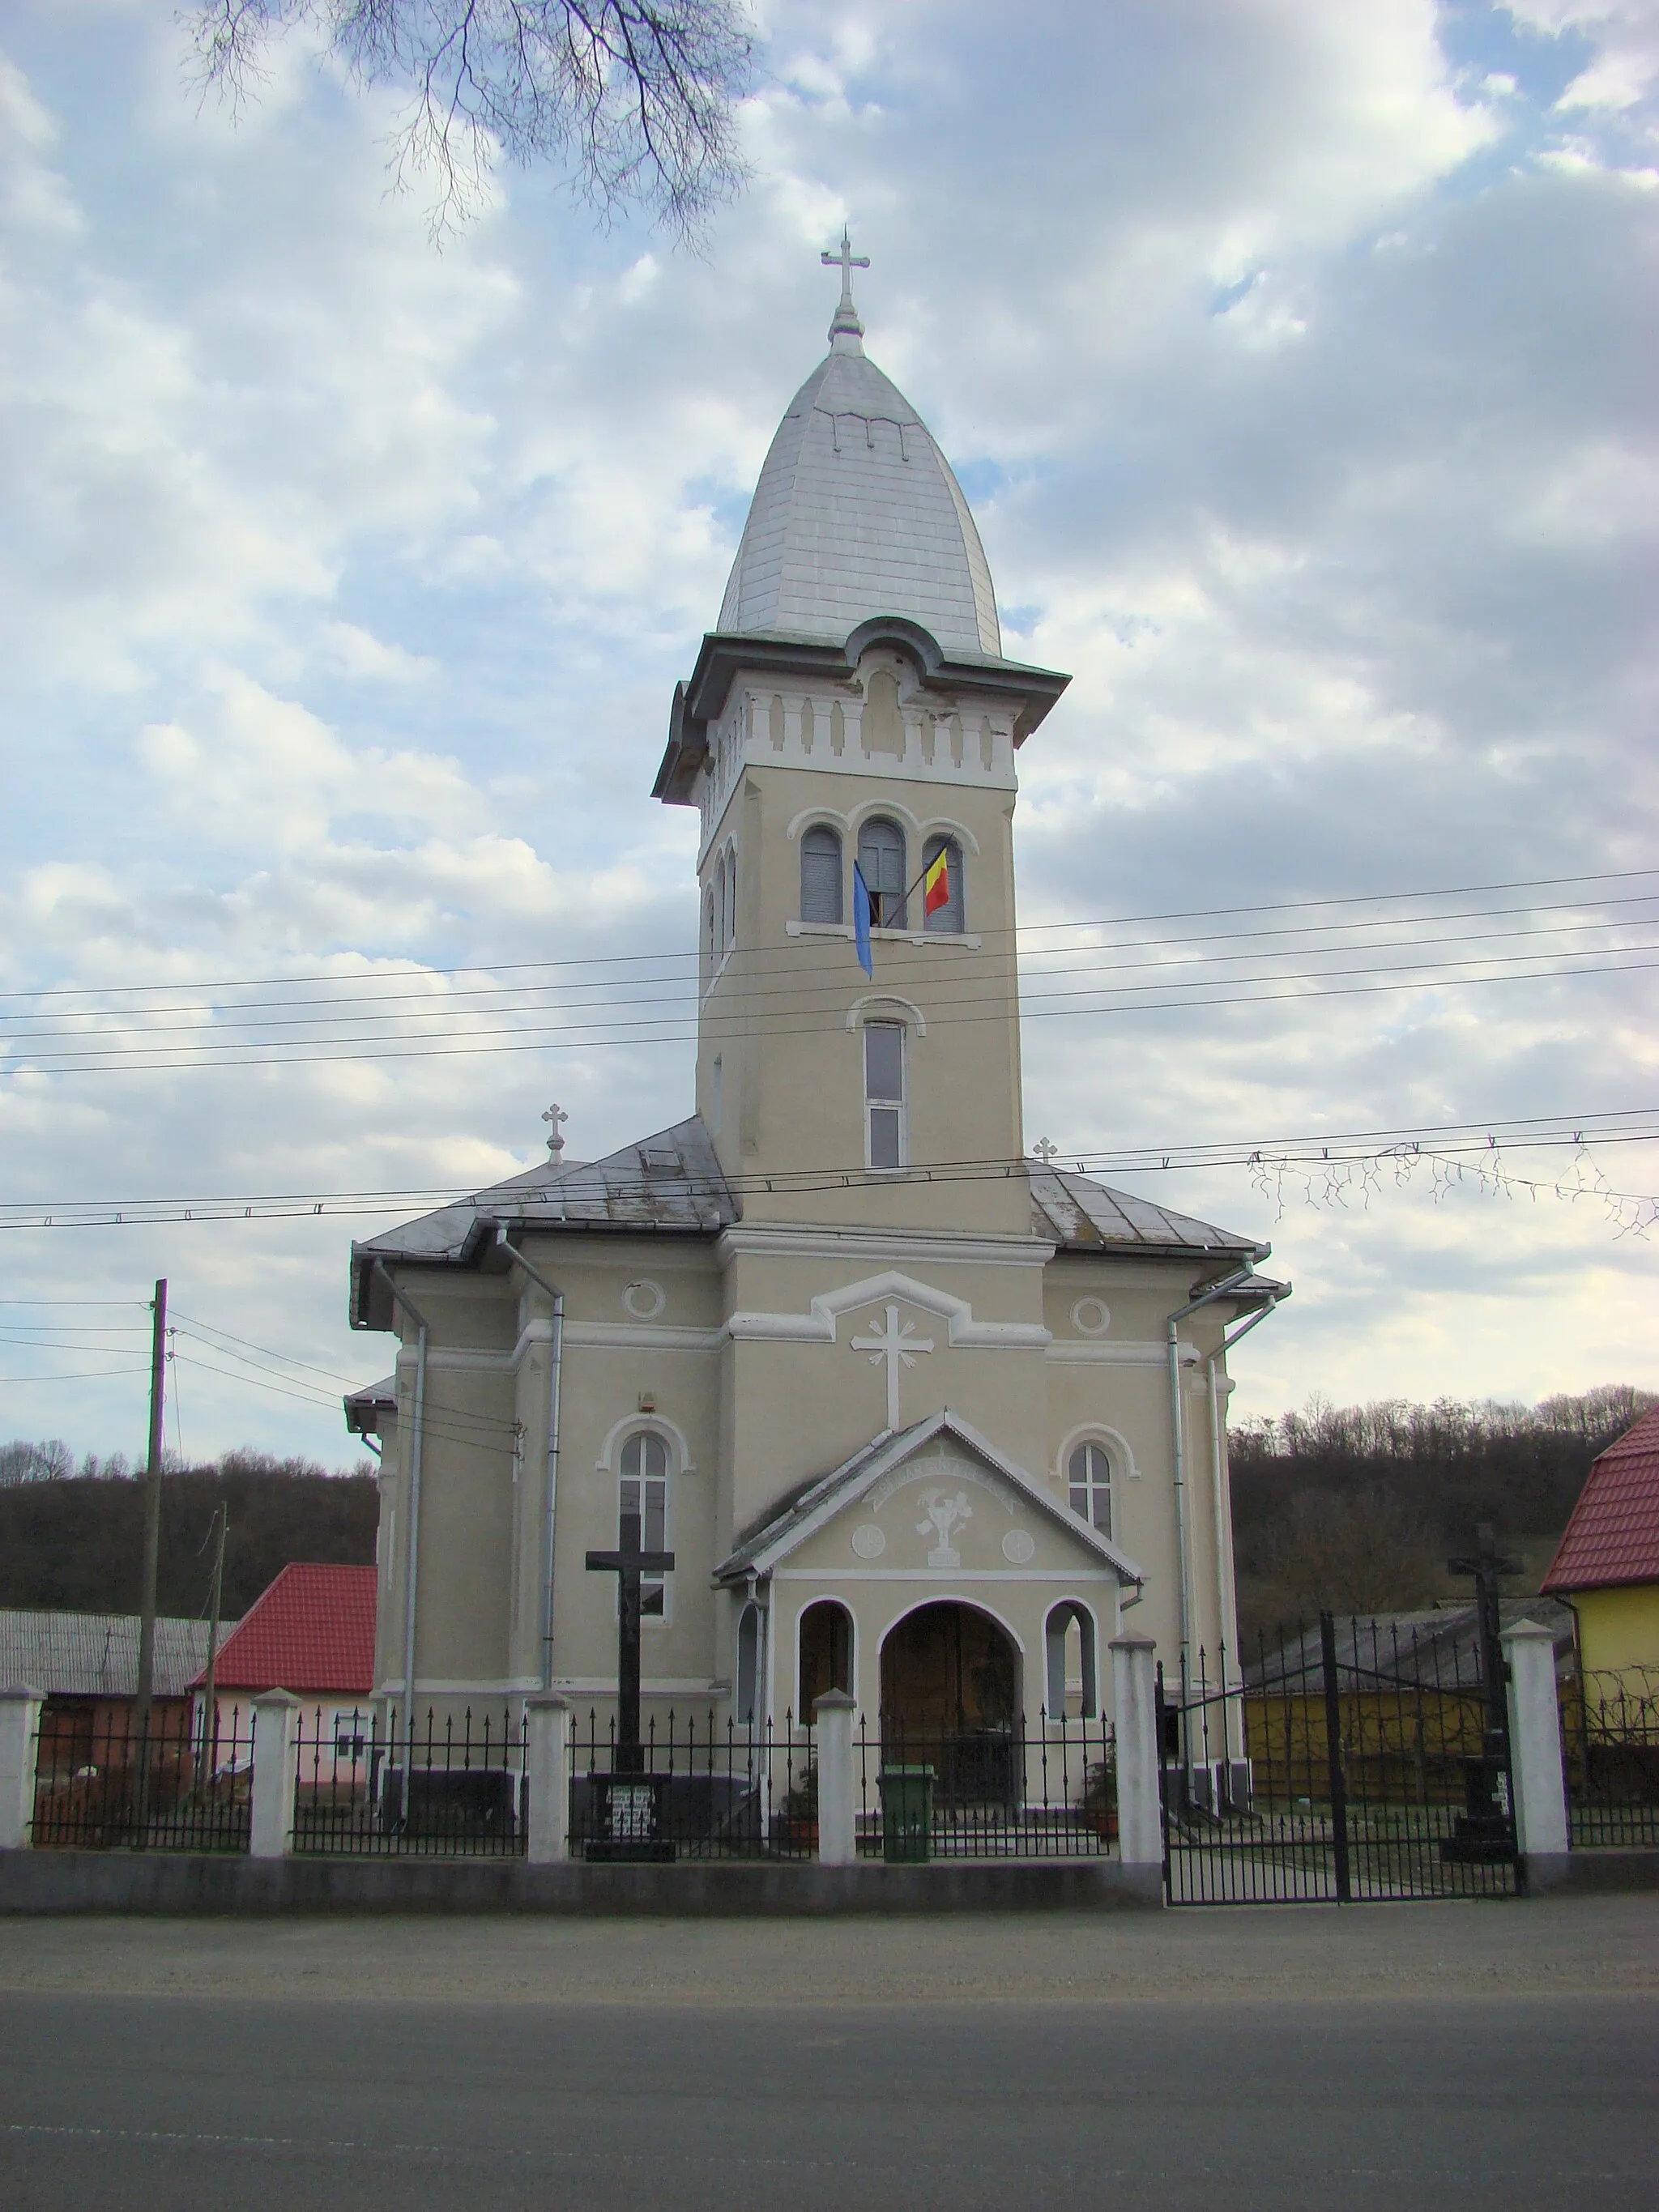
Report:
1166,1261,1261,1788
1204,1294,1287,1766
496,1233,564,1693
376,1264,429,1823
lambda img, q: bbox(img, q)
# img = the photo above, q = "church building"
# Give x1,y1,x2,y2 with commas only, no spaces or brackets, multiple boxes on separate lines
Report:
345,242,1287,1788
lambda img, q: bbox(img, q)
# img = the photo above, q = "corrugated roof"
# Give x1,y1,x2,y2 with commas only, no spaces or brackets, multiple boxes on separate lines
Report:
0,1610,235,1698
191,1562,376,1695
1029,1165,1265,1259
1542,1405,1659,1594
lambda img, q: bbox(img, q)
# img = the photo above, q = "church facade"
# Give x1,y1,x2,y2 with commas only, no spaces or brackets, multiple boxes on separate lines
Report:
345,249,1286,1779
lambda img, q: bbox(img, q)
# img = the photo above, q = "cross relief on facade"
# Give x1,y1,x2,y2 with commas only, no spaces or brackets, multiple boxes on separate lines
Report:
849,1301,934,1430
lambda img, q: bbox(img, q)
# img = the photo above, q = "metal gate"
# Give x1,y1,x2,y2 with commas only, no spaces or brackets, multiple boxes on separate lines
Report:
1158,1611,1520,1903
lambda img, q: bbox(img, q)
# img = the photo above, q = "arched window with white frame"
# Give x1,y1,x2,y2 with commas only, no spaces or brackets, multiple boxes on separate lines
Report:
856,816,906,928
921,834,965,933
619,1429,671,1617
800,824,843,924
722,843,737,948
1068,1439,1114,1539
701,885,716,988
864,1017,906,1170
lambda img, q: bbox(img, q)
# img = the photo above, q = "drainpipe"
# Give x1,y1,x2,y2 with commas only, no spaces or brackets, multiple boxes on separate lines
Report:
376,1264,429,1822
496,1232,564,1693
1166,1262,1260,1719
1204,1293,1287,1764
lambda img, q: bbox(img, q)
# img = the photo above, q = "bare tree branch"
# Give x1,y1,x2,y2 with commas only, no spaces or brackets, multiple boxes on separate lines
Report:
184,1,755,241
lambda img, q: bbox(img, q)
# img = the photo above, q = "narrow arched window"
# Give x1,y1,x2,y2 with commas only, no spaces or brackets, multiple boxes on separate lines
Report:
864,1019,906,1170
1068,1441,1113,1538
1045,1601,1098,1719
701,887,716,988
799,1599,852,1716
922,835,964,933
856,816,906,929
620,1430,671,1617
800,825,843,924
722,846,737,948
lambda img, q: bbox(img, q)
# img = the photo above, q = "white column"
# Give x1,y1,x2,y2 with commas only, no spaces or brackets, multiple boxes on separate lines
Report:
249,1690,300,1860
812,1690,857,1866
1502,1619,1570,1873
1110,1635,1162,1867
525,1692,571,1865
0,1686,43,1851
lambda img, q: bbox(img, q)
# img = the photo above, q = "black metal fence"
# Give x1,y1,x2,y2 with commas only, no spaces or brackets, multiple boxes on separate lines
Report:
290,1703,527,1856
1160,1616,1520,1904
567,1708,817,1860
853,1712,1116,1859
31,1702,253,1852
1565,1668,1659,1848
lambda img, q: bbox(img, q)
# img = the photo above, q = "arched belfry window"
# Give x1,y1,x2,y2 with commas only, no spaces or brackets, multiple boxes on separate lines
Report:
922,835,965,933
620,1430,671,1617
1068,1440,1113,1539
857,816,906,929
800,825,843,924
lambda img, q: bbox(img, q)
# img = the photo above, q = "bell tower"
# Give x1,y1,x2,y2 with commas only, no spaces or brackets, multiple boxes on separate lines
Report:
654,244,1069,1234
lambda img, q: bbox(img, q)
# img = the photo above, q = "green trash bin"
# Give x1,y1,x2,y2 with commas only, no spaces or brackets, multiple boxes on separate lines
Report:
879,1764,935,1864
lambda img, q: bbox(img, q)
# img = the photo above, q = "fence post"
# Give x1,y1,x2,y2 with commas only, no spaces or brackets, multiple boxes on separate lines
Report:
0,1686,43,1851
812,1690,857,1866
1502,1618,1570,1886
249,1690,300,1859
525,1693,571,1865
1110,1636,1161,1869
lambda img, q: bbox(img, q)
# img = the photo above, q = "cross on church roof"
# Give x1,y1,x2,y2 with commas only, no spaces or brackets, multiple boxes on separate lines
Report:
822,226,869,343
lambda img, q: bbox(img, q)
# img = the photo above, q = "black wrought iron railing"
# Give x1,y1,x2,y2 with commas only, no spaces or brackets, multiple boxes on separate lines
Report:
852,1711,1116,1860
566,1708,817,1860
30,1702,253,1852
290,1703,527,1857
1564,1668,1659,1848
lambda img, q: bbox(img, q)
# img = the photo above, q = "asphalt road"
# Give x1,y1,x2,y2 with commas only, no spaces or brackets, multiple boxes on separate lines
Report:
1,1900,1655,2211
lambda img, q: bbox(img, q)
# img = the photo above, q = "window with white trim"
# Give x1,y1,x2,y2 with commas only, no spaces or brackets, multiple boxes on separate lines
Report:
1068,1440,1113,1537
857,816,907,928
800,824,843,923
922,834,965,933
864,1020,906,1170
620,1429,670,1617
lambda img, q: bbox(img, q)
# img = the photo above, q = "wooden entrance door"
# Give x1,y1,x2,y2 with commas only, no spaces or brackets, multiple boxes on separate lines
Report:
879,1603,1017,1805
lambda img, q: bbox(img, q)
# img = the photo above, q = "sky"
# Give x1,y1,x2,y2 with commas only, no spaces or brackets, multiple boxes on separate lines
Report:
1,0,1656,1471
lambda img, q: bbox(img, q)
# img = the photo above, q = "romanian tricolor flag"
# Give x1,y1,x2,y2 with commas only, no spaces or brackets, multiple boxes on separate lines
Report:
923,846,951,918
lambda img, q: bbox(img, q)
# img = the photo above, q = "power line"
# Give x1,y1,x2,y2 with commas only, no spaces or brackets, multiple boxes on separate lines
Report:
5,865,1655,1004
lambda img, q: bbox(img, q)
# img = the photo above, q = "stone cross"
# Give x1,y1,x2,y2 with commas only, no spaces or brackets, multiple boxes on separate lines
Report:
542,1102,568,1156
851,1302,934,1430
585,1508,675,1775
1030,1138,1059,1166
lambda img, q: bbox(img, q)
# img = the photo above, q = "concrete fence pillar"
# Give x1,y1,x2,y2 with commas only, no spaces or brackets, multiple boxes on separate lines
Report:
1502,1618,1571,1886
249,1690,301,1860
812,1690,858,1867
0,1686,44,1851
1110,1635,1162,1869
525,1693,571,1865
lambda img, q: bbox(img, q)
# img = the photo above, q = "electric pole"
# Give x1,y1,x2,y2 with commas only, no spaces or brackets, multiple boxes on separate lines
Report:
132,1277,167,1831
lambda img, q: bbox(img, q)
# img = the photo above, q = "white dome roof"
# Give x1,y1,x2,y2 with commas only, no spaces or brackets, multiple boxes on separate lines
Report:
717,330,1002,660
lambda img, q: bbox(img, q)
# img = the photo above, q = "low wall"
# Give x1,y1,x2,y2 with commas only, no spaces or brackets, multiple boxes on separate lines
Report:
0,1850,1164,1916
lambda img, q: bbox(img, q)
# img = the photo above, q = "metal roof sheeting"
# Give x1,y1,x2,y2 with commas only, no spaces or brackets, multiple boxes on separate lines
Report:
1542,1405,1659,1594
0,1611,235,1699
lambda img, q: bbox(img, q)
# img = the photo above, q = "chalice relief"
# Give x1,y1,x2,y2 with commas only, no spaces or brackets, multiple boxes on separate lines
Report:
915,1486,973,1569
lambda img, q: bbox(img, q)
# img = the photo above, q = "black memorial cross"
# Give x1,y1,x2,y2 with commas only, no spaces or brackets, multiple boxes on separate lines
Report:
586,1507,674,1775
1446,1519,1524,1856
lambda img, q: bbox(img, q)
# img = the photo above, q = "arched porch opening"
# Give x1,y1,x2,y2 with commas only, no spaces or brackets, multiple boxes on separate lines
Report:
798,1599,852,1720
879,1600,1019,1808
1044,1600,1099,1720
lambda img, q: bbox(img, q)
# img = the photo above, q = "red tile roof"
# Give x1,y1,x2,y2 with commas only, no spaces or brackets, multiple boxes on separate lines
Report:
1542,1406,1659,1595
191,1563,376,1695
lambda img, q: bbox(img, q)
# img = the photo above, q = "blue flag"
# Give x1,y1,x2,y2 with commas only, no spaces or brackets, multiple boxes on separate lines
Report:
852,862,874,978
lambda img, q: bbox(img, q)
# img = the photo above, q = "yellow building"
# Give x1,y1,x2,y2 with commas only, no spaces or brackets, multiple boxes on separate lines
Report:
1542,1405,1659,1697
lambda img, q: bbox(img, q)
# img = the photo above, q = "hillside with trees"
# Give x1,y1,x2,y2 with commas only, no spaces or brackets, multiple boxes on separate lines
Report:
0,1451,379,1620
1228,1384,1654,1640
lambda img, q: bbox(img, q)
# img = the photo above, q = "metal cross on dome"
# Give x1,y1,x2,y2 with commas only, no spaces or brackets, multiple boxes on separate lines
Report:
822,226,869,309
542,1102,568,1157
1030,1138,1060,1166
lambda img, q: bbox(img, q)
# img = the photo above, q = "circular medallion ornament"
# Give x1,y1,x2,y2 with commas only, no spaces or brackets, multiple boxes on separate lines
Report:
622,1280,666,1321
1070,1296,1111,1337
851,1524,886,1560
1001,1528,1035,1565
